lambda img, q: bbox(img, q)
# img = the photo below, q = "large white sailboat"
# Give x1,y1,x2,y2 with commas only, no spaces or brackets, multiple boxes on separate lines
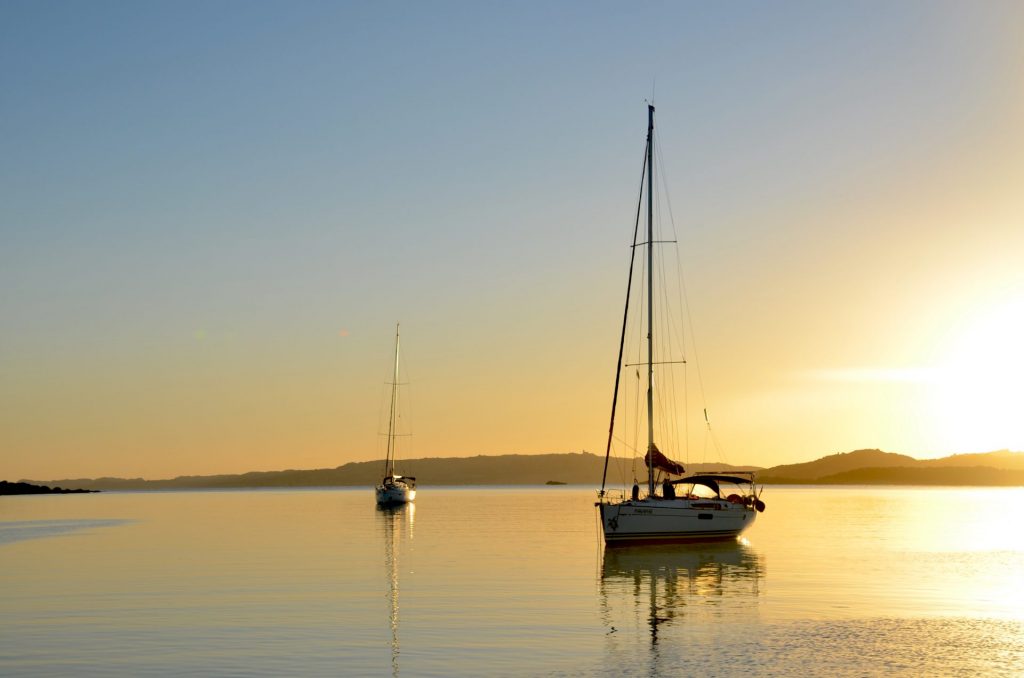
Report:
376,324,416,506
596,105,765,545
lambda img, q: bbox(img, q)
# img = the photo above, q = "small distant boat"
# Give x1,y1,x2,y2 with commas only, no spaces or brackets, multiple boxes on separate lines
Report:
596,105,764,545
376,324,416,506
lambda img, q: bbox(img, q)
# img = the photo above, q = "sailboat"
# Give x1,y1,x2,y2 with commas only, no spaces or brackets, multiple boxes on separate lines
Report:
596,105,765,545
375,323,416,506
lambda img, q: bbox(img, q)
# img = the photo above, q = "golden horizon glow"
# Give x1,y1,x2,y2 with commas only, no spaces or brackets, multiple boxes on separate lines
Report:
3,3,1023,481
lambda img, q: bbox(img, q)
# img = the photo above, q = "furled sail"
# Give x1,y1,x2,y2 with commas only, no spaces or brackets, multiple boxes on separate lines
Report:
644,444,685,476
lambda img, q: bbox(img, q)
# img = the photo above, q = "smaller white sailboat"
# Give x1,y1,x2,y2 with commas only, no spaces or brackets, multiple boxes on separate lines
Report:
376,323,416,506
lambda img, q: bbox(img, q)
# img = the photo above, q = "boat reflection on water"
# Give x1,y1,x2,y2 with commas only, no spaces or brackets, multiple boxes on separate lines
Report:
600,539,764,666
378,503,415,677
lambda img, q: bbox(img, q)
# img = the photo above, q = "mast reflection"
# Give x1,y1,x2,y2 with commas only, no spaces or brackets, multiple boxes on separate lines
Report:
379,503,414,677
600,540,764,671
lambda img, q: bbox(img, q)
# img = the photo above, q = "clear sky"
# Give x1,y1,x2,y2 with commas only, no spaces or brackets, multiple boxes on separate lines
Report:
3,1,1023,480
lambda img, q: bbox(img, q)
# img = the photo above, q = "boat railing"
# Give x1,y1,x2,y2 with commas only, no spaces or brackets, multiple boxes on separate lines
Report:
598,489,625,504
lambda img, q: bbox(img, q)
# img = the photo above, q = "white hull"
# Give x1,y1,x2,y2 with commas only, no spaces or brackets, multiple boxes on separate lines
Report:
376,482,415,506
599,498,757,545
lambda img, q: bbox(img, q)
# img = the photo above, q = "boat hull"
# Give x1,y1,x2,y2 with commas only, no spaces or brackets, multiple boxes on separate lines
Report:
376,483,415,506
598,499,756,546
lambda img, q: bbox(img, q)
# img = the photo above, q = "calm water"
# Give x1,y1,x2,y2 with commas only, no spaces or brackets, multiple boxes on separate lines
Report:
2,486,1023,676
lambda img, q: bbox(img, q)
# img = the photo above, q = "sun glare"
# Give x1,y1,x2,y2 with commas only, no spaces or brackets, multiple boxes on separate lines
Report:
930,298,1024,452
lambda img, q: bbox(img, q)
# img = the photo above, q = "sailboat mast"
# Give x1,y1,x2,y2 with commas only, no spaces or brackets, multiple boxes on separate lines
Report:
384,323,401,478
646,104,656,498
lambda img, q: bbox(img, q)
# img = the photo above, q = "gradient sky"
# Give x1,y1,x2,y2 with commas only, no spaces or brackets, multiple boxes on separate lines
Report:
3,1,1023,480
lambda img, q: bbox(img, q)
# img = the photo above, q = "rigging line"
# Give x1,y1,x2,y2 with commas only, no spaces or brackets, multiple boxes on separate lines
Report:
611,432,643,457
657,141,707,410
634,253,647,369
624,360,687,367
650,223,685,461
619,255,642,478
653,376,672,457
631,366,641,482
706,411,728,465
632,240,678,247
707,427,727,467
627,230,647,466
657,243,684,464
655,119,726,464
400,355,415,462
653,136,689,370
376,376,394,470
663,251,685,455
608,435,638,492
684,363,690,465
600,136,649,495
609,439,631,491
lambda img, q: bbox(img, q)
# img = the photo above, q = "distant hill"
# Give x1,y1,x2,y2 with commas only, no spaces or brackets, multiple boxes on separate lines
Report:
917,450,1024,471
24,448,1024,490
758,449,917,483
815,466,1024,486
23,452,758,491
759,448,1024,485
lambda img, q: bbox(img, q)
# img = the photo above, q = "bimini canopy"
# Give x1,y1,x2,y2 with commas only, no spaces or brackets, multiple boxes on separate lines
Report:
670,474,754,495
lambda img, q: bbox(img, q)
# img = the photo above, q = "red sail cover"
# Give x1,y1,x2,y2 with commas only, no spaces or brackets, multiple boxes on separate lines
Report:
644,445,685,475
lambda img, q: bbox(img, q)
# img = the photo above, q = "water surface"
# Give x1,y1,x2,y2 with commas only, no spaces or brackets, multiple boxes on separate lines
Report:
2,486,1022,675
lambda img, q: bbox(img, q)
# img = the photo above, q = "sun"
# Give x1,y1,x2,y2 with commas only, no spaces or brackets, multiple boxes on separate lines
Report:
930,297,1024,452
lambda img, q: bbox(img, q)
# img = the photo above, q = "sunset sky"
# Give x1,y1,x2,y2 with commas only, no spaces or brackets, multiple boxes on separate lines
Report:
3,1,1023,480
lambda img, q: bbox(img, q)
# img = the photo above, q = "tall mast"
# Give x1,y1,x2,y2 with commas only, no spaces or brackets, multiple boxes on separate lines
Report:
646,104,655,498
384,323,401,478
